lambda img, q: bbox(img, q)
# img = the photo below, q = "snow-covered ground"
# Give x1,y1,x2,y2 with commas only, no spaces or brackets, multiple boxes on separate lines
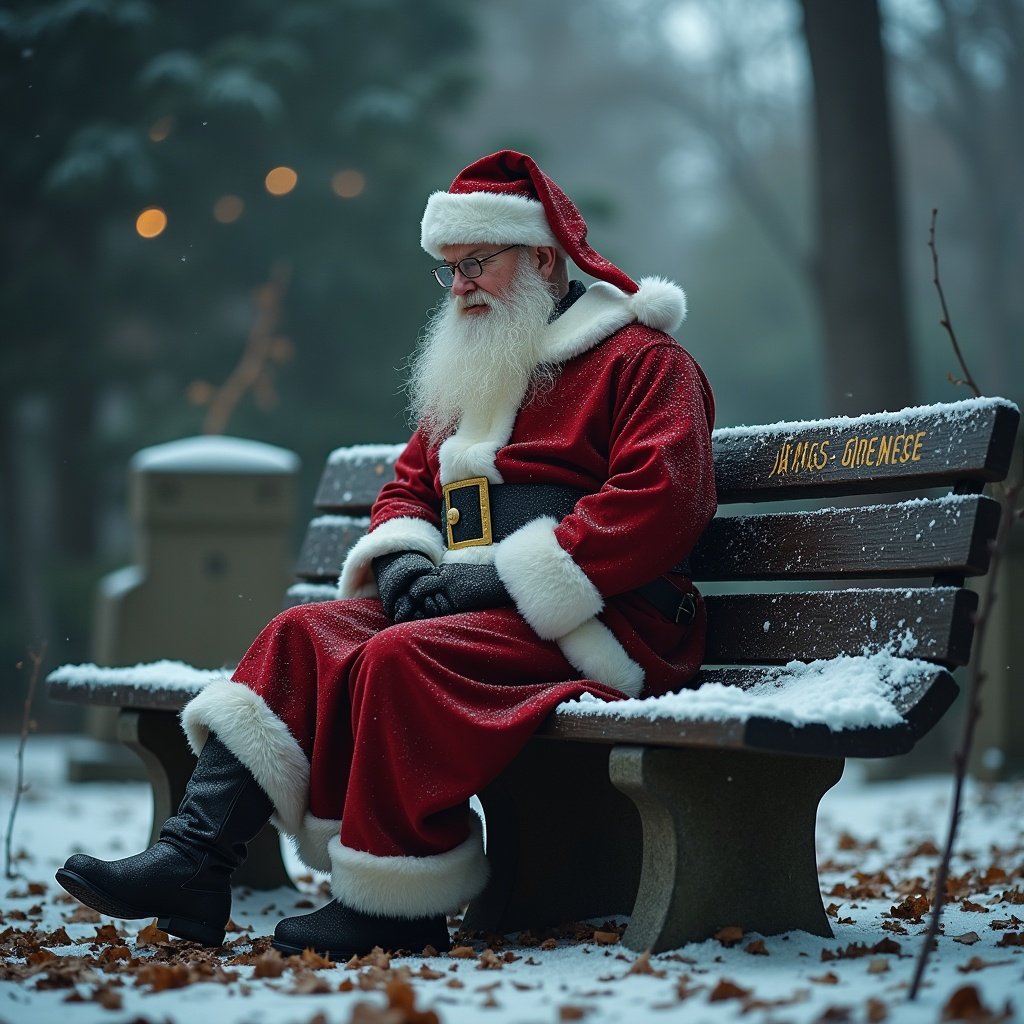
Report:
1,736,1021,1024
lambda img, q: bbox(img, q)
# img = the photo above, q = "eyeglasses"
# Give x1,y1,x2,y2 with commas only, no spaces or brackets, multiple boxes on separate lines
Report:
430,245,520,288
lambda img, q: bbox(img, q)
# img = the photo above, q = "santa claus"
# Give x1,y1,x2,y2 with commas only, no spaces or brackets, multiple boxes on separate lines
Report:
56,150,717,959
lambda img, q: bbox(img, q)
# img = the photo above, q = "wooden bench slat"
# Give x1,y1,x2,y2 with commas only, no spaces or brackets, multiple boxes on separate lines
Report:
307,401,1020,513
295,494,1002,583
691,493,1000,580
539,664,956,758
703,587,977,666
712,400,1018,503
313,445,404,513
46,674,220,711
284,585,979,668
296,514,371,579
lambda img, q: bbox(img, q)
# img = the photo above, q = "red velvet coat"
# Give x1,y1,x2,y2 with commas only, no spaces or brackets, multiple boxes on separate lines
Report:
340,318,717,699
183,279,717,918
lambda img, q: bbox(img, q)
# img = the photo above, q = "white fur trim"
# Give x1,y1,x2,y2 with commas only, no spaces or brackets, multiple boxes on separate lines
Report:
432,283,686,487
290,812,341,874
421,191,557,256
494,516,603,639
337,516,445,599
440,544,496,566
437,404,519,486
541,282,638,364
328,815,488,918
557,618,645,697
631,276,687,332
181,680,310,837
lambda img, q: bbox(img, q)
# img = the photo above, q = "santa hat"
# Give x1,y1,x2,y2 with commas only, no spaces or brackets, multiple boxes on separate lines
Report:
421,150,686,332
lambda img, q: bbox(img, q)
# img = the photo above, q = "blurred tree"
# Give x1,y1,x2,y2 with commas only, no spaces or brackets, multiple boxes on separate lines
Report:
884,0,1023,399
800,0,915,414
0,0,475,696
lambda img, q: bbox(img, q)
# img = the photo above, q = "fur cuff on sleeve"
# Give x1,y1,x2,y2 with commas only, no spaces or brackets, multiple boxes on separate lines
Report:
337,516,445,599
494,516,604,639
557,618,644,697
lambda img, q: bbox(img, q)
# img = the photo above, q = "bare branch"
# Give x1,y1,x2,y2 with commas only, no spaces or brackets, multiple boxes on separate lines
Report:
5,644,45,879
909,217,1023,999
928,209,981,399
201,262,293,436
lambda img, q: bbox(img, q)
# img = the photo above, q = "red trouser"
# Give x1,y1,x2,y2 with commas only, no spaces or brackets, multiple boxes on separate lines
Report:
229,599,622,860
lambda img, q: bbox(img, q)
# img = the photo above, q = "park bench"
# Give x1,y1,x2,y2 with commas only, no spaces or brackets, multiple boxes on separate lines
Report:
47,395,1020,953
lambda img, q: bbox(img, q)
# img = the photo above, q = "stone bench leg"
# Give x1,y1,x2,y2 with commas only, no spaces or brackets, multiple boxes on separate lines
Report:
117,709,294,891
462,739,642,936
609,745,844,952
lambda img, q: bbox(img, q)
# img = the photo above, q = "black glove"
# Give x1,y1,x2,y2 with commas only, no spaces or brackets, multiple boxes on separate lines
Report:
406,564,511,619
373,551,436,623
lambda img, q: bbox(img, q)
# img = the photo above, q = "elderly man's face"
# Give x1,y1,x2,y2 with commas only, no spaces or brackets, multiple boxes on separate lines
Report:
439,243,525,313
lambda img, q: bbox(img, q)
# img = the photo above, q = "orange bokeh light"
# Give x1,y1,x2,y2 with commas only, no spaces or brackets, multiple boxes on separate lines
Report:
265,166,298,196
136,207,168,238
331,169,366,199
148,116,175,142
213,195,244,223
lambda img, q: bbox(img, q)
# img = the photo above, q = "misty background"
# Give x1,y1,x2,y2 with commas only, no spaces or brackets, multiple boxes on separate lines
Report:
2,0,1021,729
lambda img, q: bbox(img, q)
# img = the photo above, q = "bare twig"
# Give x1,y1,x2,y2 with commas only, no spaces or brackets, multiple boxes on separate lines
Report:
201,262,293,436
5,644,45,879
928,208,981,399
908,474,1021,1000
908,213,1023,999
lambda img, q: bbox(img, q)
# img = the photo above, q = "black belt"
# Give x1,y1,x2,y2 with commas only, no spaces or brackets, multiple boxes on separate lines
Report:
441,478,696,627
635,577,698,626
443,479,587,549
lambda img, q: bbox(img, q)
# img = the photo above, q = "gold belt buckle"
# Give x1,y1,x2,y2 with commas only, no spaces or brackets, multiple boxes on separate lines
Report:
442,477,493,549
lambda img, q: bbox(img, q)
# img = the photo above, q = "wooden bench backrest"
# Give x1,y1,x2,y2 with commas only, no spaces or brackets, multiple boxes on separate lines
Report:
291,399,1020,672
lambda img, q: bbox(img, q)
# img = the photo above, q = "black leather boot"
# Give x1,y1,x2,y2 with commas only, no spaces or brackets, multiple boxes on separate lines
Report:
273,899,451,961
55,735,273,947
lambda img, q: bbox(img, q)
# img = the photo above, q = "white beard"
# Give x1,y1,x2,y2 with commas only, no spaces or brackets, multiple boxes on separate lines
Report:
406,251,559,447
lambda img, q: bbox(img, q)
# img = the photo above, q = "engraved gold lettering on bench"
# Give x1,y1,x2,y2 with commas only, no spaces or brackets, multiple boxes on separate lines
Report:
840,430,927,469
767,429,928,477
768,439,830,477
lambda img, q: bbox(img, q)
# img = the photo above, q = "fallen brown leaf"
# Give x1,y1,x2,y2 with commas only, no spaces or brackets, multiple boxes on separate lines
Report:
558,1007,589,1021
348,946,393,969
476,948,503,971
961,900,989,913
990,915,1023,931
888,893,929,922
90,923,122,945
708,978,750,1002
866,997,889,1022
942,983,1013,1021
252,950,287,978
134,961,193,992
956,956,1014,974
953,932,982,945
626,950,665,977
814,1007,853,1022
299,947,335,970
994,888,1024,905
135,922,170,946
290,971,332,994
